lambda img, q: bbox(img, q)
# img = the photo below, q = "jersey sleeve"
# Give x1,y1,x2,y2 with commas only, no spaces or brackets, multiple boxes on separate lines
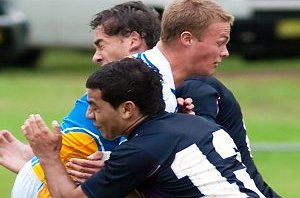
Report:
81,143,158,198
60,93,121,151
60,94,98,134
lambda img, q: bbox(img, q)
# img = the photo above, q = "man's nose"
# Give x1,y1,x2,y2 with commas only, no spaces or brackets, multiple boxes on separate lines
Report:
86,107,94,119
92,51,103,65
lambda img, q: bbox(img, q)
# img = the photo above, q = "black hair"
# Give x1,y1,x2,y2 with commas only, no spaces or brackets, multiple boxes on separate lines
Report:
86,58,165,115
90,1,161,48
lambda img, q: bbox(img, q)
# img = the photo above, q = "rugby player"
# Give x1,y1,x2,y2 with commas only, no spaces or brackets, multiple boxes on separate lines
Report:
22,57,266,197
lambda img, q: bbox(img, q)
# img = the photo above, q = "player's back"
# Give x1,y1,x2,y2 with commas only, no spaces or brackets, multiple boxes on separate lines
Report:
120,112,265,197
176,76,281,197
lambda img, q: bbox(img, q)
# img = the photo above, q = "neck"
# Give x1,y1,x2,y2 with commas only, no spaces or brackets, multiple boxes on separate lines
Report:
122,115,148,137
157,41,187,87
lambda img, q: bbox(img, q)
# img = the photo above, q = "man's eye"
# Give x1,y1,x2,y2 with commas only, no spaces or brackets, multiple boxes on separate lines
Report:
94,107,101,112
99,45,104,50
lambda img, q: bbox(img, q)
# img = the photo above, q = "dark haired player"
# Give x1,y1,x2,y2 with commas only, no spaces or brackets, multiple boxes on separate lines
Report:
22,58,265,197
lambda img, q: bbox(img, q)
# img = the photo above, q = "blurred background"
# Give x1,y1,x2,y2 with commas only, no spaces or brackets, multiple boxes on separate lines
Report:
1,0,300,197
1,0,300,67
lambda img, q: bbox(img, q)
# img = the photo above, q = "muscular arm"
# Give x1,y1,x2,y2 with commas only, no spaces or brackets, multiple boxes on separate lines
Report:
40,155,87,198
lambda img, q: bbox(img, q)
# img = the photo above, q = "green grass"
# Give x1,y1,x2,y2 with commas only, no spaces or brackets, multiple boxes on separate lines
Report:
0,50,300,197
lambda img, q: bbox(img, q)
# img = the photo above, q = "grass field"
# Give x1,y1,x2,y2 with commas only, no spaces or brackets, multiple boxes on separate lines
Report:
0,49,300,197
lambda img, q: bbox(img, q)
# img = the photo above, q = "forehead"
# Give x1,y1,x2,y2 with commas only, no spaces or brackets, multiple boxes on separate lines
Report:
202,21,231,39
87,88,102,103
94,25,123,43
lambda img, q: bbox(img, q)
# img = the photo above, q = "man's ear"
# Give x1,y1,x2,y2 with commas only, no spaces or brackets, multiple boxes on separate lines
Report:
129,31,145,52
180,31,193,47
119,101,136,120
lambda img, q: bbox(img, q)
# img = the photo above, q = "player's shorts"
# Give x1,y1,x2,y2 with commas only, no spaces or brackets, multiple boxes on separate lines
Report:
11,160,44,198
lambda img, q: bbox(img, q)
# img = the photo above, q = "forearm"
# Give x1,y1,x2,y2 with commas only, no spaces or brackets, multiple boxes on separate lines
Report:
40,157,87,198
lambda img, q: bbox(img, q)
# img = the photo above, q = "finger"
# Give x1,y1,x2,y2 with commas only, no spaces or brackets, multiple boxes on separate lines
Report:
0,134,9,145
52,120,61,135
187,111,195,115
25,114,41,136
176,98,184,106
87,151,103,160
21,116,35,139
1,130,15,143
69,158,103,168
67,169,92,180
66,161,99,174
185,104,194,111
34,114,50,133
184,97,193,105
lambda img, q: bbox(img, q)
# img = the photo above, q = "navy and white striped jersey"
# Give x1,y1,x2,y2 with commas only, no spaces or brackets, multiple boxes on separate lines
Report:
176,76,281,198
81,111,266,198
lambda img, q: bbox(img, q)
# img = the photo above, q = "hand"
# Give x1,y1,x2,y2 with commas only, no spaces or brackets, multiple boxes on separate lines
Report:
177,97,195,115
0,130,34,173
66,151,107,183
21,114,61,161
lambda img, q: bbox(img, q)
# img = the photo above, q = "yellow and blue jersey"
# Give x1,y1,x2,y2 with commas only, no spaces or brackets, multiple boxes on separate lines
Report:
12,47,179,198
12,95,123,198
30,127,110,197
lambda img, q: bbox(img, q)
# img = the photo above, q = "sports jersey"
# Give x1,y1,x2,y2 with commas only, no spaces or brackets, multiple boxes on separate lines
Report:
133,46,178,113
60,94,122,151
12,126,106,198
81,111,266,198
12,46,179,198
176,76,281,198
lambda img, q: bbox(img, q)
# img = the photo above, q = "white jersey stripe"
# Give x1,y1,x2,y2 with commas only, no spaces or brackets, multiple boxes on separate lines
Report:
171,144,249,197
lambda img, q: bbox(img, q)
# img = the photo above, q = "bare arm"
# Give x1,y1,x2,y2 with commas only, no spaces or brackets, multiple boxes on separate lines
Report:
21,114,87,198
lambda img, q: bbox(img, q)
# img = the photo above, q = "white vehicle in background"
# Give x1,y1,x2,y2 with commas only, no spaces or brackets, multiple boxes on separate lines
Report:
3,0,300,67
4,0,167,67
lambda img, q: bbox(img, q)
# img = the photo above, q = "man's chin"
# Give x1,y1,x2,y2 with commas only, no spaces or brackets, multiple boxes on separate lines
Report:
100,131,114,141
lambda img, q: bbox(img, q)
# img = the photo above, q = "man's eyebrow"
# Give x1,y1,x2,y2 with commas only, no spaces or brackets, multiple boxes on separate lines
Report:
94,39,103,46
220,35,230,44
87,100,94,105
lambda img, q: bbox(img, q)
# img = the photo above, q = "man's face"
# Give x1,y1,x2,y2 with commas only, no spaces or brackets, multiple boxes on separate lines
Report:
188,21,231,76
92,25,132,65
86,88,125,140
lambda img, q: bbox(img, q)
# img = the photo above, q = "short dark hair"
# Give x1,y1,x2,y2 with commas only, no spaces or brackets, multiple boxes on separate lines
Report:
90,1,161,49
86,58,165,115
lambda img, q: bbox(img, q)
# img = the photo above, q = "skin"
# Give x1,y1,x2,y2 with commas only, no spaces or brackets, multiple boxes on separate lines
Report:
92,26,148,65
67,21,231,182
0,130,33,173
86,89,146,140
61,23,231,187
21,86,147,197
0,24,194,177
159,21,230,87
22,115,87,198
0,25,149,174
1,20,228,178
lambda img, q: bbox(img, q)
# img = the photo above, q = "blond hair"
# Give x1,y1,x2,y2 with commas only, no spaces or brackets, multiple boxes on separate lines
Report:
161,0,234,43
